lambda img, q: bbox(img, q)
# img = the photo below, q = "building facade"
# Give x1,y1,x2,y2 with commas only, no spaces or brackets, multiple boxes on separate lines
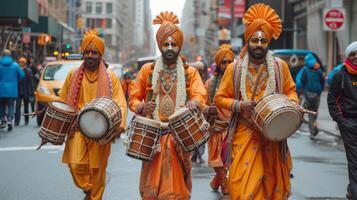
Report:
289,0,357,72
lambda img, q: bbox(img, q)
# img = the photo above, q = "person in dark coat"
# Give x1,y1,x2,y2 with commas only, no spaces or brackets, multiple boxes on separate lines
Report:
15,57,35,126
328,41,357,200
0,49,25,131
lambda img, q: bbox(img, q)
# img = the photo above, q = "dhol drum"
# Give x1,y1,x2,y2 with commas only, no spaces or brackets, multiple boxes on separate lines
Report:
38,101,77,148
78,97,122,143
168,108,210,152
251,94,303,141
208,120,229,134
126,115,162,161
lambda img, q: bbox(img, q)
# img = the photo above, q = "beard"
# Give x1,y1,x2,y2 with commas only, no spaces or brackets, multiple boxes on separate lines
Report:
84,58,100,71
162,50,180,63
248,45,268,60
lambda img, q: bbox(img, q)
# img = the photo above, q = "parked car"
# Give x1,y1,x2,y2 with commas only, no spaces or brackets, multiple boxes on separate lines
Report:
272,49,325,79
35,60,82,126
137,56,156,71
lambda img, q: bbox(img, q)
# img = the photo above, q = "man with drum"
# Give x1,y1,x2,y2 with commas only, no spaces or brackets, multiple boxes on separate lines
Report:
328,41,357,200
128,11,206,199
204,44,234,198
58,29,127,200
214,4,299,199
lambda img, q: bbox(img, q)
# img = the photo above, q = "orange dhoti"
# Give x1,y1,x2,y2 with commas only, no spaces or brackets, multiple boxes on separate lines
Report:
227,124,293,199
207,131,228,194
140,134,192,199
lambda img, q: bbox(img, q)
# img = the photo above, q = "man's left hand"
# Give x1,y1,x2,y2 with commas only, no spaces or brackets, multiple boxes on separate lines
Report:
111,127,125,142
186,100,199,110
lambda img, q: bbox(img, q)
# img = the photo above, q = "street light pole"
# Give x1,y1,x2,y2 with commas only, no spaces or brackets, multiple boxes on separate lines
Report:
230,0,236,39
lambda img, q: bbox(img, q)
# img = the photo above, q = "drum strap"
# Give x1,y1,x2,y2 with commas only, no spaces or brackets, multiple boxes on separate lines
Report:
274,58,289,163
225,59,243,169
274,58,284,94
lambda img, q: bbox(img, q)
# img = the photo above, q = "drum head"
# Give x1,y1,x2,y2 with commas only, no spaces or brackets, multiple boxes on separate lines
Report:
50,102,76,113
265,110,301,141
79,110,108,139
168,107,190,121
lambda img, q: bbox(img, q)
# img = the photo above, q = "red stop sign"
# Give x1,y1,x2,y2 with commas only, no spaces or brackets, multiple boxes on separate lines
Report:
324,8,345,31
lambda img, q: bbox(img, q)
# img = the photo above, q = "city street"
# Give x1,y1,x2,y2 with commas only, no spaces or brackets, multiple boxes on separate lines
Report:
0,97,349,200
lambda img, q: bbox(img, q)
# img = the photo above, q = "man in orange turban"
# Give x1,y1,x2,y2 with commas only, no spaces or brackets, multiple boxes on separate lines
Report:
204,44,234,198
214,4,298,199
128,11,206,199
59,29,127,200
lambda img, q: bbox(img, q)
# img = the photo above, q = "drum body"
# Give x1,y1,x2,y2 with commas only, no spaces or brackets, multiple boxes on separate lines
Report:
168,108,210,152
208,120,229,134
39,102,77,145
78,97,122,142
251,94,302,141
126,116,161,161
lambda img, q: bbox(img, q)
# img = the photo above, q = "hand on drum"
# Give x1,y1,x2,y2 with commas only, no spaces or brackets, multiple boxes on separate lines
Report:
240,100,256,119
142,101,156,116
208,104,218,115
111,127,125,142
186,100,199,110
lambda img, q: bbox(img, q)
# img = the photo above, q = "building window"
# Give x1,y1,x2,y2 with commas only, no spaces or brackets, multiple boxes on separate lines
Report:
86,18,92,28
106,19,112,28
105,34,112,46
95,2,102,14
106,3,113,14
85,2,92,13
95,18,101,27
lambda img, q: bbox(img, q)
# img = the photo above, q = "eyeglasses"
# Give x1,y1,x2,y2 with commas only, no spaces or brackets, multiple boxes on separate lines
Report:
221,60,232,65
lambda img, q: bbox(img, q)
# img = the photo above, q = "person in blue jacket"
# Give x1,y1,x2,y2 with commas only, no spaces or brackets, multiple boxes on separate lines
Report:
295,53,325,138
0,49,25,131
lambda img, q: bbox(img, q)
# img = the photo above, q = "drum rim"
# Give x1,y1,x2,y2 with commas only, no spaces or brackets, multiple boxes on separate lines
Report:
78,108,110,140
168,107,190,121
48,101,78,116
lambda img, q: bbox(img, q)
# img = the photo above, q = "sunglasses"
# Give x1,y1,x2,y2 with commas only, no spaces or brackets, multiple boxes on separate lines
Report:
221,60,232,65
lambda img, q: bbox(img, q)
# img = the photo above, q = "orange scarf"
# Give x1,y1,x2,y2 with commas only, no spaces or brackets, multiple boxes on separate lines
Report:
66,61,112,107
344,59,357,75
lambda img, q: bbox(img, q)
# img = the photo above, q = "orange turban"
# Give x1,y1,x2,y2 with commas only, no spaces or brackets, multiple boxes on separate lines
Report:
239,3,282,58
153,11,183,49
215,44,234,66
18,57,27,64
80,29,105,56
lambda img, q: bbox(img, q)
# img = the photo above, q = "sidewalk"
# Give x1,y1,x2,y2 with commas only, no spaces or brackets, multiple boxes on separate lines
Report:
315,91,341,138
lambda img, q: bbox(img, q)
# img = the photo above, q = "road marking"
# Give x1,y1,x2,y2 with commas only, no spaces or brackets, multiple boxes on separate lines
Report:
0,145,64,152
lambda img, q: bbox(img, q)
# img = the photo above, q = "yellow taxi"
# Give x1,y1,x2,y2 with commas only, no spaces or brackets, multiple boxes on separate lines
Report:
35,59,82,125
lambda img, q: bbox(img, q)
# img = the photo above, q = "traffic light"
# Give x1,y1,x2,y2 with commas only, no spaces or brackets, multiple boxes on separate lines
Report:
37,34,52,45
66,44,71,49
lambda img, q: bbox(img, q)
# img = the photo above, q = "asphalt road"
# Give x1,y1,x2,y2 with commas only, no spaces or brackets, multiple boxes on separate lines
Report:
0,116,348,200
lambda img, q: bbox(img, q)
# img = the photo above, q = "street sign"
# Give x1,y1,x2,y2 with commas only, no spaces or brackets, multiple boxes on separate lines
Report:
23,27,31,33
22,32,31,44
323,8,346,31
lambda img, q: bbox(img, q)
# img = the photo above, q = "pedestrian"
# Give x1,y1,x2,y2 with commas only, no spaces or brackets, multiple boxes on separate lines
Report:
0,49,25,131
128,11,206,199
204,44,234,197
295,53,325,138
121,71,134,100
58,29,127,200
15,57,35,126
214,3,299,199
328,41,357,200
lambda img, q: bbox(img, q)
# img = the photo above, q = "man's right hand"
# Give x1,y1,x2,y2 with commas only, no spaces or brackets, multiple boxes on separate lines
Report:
142,101,156,116
240,100,256,112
